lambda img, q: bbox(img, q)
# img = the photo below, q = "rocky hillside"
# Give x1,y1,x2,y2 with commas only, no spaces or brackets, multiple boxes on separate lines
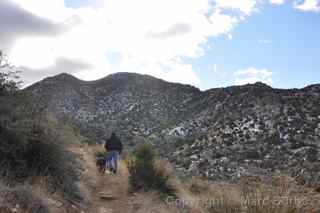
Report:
27,73,320,186
162,83,320,187
27,72,201,143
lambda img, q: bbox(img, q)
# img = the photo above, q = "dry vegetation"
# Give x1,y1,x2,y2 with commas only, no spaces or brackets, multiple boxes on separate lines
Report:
179,175,320,213
126,139,320,213
127,141,176,197
0,70,88,211
0,115,90,212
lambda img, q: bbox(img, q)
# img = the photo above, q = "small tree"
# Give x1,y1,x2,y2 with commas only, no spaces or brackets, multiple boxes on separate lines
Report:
0,51,21,127
128,140,175,196
0,51,21,95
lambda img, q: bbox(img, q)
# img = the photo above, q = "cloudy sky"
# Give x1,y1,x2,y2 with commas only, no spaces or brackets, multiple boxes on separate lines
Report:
1,0,320,90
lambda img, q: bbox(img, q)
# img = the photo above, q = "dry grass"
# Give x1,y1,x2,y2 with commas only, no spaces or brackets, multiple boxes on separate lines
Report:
181,174,320,213
132,191,182,213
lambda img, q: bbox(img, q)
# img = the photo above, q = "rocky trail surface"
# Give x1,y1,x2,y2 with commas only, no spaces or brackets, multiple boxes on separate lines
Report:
85,147,131,213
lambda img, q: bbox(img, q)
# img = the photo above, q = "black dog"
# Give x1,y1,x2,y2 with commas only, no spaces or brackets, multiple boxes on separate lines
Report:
96,157,106,173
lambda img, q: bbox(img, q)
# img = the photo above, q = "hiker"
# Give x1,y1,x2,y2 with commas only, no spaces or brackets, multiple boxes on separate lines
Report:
104,132,123,174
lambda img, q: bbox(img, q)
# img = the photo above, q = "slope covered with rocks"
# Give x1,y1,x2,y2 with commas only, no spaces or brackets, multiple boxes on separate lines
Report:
162,83,320,187
28,72,201,143
27,73,320,187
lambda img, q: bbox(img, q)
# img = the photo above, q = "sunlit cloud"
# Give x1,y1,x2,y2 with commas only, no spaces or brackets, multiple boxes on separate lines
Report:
294,0,320,12
270,0,285,5
213,0,257,15
234,67,273,85
3,0,251,88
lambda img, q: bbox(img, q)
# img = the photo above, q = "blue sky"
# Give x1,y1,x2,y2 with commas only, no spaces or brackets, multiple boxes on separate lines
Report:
2,0,320,90
192,2,320,89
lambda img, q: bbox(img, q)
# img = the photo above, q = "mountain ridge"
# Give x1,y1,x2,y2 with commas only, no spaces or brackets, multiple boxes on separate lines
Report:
26,72,320,186
29,72,320,93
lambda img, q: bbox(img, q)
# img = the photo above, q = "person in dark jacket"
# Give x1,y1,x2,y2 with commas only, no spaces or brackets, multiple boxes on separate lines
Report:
104,132,123,174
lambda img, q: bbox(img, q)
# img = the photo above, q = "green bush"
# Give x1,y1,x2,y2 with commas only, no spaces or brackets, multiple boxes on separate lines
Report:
128,141,175,196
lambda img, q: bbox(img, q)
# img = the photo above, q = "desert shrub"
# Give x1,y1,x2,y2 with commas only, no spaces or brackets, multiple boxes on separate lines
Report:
121,149,130,165
173,137,186,148
128,141,175,196
0,122,83,202
0,52,85,204
81,136,96,145
0,89,83,202
0,184,49,213
0,92,84,202
94,147,107,159
189,178,209,194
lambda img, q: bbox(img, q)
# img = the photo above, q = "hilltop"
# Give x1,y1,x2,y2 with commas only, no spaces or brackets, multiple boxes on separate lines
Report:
27,72,201,141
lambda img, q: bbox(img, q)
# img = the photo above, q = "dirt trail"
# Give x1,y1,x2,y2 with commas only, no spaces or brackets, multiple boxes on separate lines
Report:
70,145,194,213
82,146,135,213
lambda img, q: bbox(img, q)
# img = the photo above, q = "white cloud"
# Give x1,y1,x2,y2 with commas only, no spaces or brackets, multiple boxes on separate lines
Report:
234,67,273,85
209,10,238,36
214,0,257,15
6,0,259,88
294,0,320,12
270,0,285,5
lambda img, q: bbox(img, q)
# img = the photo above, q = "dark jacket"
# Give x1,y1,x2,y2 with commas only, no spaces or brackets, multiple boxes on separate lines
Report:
104,135,123,154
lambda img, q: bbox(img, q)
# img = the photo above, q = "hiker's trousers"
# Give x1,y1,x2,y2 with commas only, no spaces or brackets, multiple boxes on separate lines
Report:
105,150,119,173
